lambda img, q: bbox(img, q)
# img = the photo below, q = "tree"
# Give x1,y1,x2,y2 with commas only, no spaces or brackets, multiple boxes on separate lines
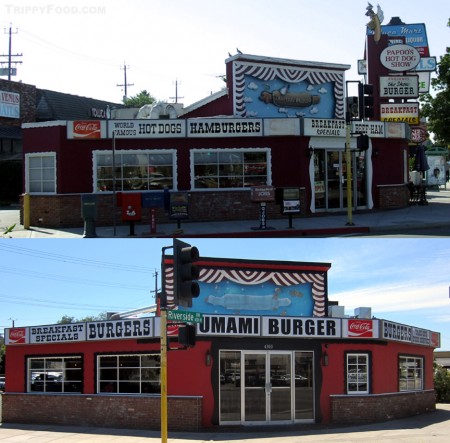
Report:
419,19,450,146
434,361,450,403
57,312,108,324
123,90,156,107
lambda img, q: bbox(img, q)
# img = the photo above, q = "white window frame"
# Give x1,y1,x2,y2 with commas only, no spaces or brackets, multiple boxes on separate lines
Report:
93,149,177,193
346,353,369,394
190,147,272,190
399,356,423,391
27,355,82,393
25,152,57,194
96,353,161,394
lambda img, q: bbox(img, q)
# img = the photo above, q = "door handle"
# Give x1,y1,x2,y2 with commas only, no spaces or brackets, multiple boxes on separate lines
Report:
265,383,272,394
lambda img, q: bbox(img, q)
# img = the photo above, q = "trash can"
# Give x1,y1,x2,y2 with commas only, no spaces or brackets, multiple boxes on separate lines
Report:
81,194,97,238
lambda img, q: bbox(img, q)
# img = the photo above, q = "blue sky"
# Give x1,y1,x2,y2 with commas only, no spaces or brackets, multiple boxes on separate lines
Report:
0,238,449,350
1,0,448,105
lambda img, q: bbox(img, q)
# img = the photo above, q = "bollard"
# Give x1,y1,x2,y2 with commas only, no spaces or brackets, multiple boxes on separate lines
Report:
23,193,30,230
83,218,97,238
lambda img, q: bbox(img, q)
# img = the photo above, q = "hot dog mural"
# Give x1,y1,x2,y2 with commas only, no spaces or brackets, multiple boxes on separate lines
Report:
231,57,347,118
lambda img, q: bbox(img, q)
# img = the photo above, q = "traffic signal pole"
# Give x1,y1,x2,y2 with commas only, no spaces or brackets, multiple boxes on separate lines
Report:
160,246,171,443
160,307,168,443
160,240,200,442
345,121,354,226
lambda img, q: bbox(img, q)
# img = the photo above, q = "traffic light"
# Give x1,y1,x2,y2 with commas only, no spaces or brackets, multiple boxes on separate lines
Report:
346,96,360,122
178,324,196,347
173,239,200,308
357,134,370,151
358,83,374,120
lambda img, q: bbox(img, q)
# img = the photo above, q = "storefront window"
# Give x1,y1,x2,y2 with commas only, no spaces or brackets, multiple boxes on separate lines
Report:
97,354,160,394
346,353,369,394
399,356,423,391
192,149,270,189
219,351,241,422
295,351,314,420
27,356,82,393
94,150,175,192
25,153,56,194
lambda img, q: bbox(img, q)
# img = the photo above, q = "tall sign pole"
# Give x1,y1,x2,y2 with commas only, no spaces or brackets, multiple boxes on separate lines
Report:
160,246,170,443
345,120,353,226
160,307,168,443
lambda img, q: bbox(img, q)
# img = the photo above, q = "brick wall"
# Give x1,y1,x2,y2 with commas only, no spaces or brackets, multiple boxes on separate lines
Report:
21,188,308,228
377,184,410,209
0,79,37,126
2,393,202,431
330,390,436,424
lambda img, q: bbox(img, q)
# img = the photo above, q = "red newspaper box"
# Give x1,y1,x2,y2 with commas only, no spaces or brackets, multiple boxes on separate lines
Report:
121,193,142,222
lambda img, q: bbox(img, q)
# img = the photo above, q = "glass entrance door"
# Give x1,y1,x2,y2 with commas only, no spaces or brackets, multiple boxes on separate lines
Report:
314,150,367,211
220,351,314,425
243,352,292,423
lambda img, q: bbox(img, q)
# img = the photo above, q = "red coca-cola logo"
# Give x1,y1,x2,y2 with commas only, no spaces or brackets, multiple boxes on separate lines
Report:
348,319,373,338
9,327,27,344
73,121,101,139
167,324,180,336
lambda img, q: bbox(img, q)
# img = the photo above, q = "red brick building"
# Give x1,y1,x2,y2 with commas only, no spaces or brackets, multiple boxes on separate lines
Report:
21,52,412,228
3,256,440,430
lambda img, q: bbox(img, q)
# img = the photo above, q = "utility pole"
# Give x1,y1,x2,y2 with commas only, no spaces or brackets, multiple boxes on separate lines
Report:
0,25,23,80
117,62,134,101
169,79,184,104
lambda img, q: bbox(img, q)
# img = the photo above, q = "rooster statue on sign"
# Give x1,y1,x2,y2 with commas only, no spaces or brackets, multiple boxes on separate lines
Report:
366,3,384,43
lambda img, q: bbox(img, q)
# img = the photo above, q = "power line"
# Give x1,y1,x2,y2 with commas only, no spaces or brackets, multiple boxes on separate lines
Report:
0,266,149,291
0,292,131,312
0,243,152,273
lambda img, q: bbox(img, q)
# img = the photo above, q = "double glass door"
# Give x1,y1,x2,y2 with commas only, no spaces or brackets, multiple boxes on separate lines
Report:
220,351,314,425
314,150,367,211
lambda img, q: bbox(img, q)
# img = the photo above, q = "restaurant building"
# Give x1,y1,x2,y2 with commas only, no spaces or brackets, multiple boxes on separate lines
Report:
20,51,412,228
2,255,440,430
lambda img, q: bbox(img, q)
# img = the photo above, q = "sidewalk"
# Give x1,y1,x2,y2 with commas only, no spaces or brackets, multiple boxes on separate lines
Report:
1,403,450,442
1,189,450,238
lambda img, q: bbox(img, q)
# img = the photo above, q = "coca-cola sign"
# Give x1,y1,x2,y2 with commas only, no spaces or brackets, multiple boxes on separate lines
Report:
343,319,379,338
67,120,105,139
73,121,101,139
7,327,28,344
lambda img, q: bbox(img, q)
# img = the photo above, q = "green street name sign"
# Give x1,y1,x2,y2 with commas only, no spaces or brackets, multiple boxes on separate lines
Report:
167,309,203,324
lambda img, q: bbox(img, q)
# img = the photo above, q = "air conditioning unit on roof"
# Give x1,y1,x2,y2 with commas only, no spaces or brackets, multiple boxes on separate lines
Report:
354,307,372,319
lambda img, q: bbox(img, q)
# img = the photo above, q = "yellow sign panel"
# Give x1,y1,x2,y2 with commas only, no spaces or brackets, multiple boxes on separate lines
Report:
380,103,419,125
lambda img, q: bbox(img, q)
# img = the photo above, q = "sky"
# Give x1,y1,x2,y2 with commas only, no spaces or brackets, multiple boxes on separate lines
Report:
0,0,448,106
0,238,449,351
